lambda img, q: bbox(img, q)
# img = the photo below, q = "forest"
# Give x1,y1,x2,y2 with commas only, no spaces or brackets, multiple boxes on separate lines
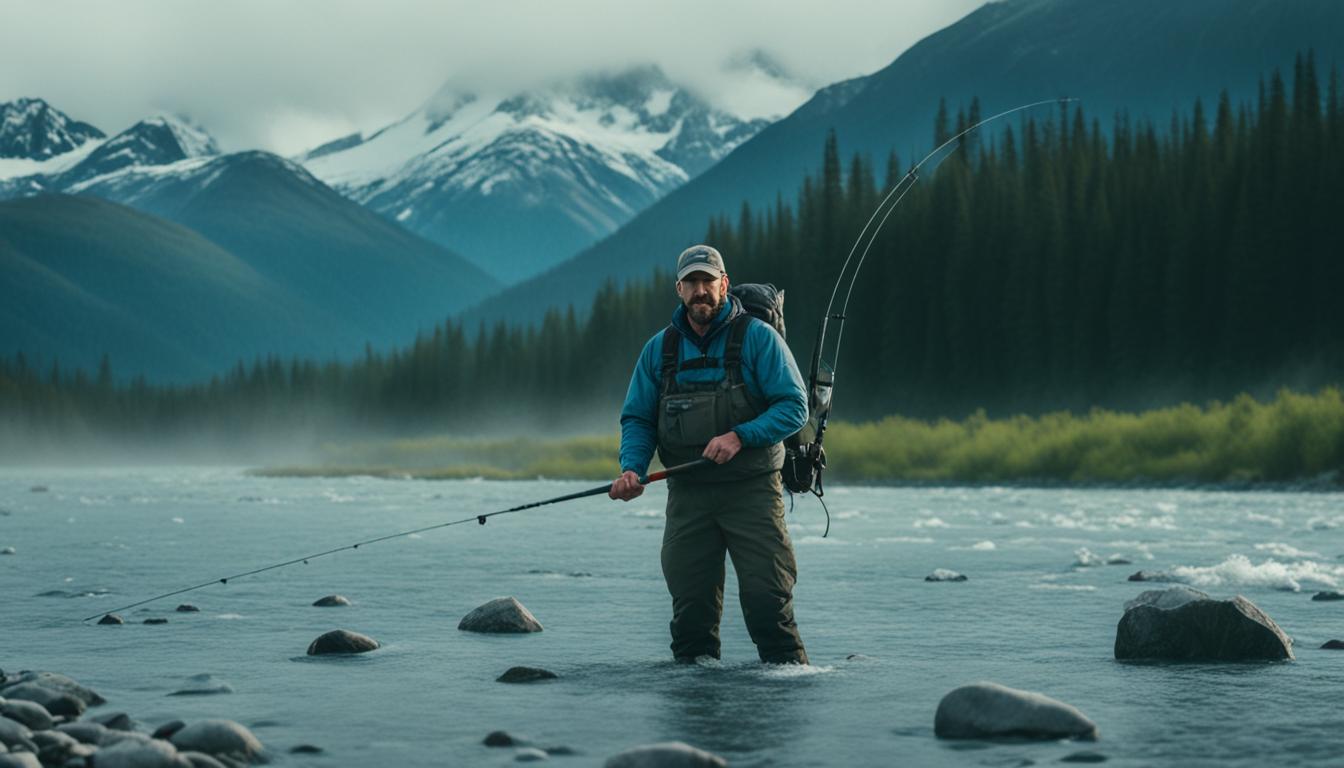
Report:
2,55,1341,453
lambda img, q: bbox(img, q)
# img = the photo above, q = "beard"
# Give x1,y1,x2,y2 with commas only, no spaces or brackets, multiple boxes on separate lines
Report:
685,294,723,325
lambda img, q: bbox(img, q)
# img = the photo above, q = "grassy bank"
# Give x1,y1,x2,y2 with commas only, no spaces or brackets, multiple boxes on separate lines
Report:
255,388,1344,487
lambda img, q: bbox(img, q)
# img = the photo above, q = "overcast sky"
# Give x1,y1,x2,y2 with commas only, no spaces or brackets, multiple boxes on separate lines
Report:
1,0,985,155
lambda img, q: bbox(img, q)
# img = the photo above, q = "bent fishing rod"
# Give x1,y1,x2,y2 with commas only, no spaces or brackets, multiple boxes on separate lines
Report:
795,97,1077,481
80,458,712,622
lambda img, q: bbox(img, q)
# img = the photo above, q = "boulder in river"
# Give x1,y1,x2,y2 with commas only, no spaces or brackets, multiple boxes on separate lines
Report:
168,674,233,697
3,670,105,705
1321,639,1344,650
98,613,125,625
604,742,728,767
92,711,133,731
306,629,380,655
0,716,36,753
1,699,53,730
176,604,201,613
515,747,550,762
169,719,265,763
1114,587,1293,661
0,683,84,717
56,721,108,745
144,618,169,625
1311,591,1344,601
485,731,527,747
179,751,230,768
94,737,192,768
459,597,543,633
925,569,968,582
1127,571,1172,582
32,729,95,766
934,681,1099,741
0,548,14,556
312,595,352,607
497,666,558,683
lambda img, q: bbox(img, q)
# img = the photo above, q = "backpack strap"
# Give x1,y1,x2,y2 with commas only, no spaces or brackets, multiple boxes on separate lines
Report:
659,324,680,394
723,314,752,384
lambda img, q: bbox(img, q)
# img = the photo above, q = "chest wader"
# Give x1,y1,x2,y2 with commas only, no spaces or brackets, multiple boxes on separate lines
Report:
654,315,808,664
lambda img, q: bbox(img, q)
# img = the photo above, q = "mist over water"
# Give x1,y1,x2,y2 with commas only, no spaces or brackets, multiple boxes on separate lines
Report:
3,467,1343,766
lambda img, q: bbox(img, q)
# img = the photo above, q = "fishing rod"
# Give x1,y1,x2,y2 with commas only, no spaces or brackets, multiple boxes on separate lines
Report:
787,97,1076,497
82,458,712,622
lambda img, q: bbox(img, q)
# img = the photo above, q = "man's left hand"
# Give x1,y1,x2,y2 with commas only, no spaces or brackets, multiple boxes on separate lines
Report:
703,431,743,464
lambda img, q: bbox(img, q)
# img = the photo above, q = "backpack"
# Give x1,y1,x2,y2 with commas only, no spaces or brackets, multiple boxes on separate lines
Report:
729,283,828,495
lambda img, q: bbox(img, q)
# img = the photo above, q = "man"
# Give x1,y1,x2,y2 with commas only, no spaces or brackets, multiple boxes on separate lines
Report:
609,244,810,665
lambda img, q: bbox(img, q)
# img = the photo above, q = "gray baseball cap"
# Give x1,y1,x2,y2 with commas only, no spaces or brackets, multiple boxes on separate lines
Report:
676,244,726,280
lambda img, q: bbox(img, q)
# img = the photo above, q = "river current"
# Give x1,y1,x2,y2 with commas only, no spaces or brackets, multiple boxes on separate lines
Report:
2,467,1342,766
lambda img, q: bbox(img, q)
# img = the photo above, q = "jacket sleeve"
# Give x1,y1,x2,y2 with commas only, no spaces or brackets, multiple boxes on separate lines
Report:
733,321,809,447
619,332,663,474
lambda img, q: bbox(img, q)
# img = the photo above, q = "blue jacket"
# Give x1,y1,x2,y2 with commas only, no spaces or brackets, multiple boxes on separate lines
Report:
619,296,808,475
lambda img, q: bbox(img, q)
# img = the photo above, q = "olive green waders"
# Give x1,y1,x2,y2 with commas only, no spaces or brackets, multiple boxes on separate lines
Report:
661,471,808,664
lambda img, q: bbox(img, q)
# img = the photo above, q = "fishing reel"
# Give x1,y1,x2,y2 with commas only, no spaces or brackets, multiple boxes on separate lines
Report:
783,437,826,495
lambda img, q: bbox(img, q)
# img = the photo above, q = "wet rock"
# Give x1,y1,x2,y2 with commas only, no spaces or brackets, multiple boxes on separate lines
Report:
934,682,1098,741
1321,639,1344,650
169,719,265,763
0,683,85,717
1312,591,1344,601
497,667,557,683
144,618,169,625
57,721,108,745
168,675,234,697
844,654,873,661
485,731,526,747
94,738,192,768
92,712,134,731
0,548,14,556
98,614,125,625
4,671,105,706
29,486,47,493
545,746,577,756
0,716,36,752
311,595,351,607
516,747,549,762
176,605,201,613
180,752,230,768
1,699,52,731
1106,557,1132,566
1127,571,1172,582
153,721,186,740
1114,587,1293,661
459,597,543,633
289,744,323,754
0,752,41,768
1060,751,1108,763
604,742,727,767
33,730,94,766
925,569,967,582
306,629,380,655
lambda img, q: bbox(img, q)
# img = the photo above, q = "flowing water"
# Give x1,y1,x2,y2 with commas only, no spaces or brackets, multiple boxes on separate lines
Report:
2,467,1343,766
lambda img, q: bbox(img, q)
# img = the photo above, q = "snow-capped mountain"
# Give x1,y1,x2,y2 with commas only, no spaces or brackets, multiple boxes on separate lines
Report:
0,98,103,160
299,65,777,284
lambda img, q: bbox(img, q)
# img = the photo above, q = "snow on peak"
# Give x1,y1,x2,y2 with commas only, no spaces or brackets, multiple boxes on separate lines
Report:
0,97,105,160
140,113,221,158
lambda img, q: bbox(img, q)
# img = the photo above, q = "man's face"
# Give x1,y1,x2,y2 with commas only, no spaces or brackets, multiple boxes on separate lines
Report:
676,271,728,326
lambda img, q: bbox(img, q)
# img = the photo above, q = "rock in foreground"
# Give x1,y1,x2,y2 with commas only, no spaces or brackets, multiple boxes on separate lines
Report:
1114,587,1293,661
312,594,351,607
604,741,728,767
459,597,543,633
306,629,380,655
934,682,1098,741
925,569,967,582
169,719,265,763
1312,591,1344,601
497,666,558,683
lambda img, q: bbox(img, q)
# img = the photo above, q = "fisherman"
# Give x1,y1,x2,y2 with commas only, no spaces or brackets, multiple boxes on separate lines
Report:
608,245,810,665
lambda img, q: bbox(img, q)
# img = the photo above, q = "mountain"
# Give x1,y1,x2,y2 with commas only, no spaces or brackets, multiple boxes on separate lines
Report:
0,98,103,160
299,65,780,284
1,113,502,380
0,195,316,380
470,0,1344,328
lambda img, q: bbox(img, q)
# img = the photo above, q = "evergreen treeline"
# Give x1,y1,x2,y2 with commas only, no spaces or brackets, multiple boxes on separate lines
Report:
2,55,1341,442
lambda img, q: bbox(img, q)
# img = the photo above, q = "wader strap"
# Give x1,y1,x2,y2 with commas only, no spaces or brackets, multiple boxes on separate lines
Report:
660,325,681,395
723,315,751,384
678,357,721,371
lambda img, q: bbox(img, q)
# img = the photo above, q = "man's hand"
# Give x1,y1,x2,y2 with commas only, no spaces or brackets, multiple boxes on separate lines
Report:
703,431,743,464
609,470,645,501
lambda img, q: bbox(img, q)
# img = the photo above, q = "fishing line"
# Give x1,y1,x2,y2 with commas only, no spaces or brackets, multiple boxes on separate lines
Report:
82,459,710,622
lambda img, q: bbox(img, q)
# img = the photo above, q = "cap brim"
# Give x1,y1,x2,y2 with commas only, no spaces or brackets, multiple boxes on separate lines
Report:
677,266,725,281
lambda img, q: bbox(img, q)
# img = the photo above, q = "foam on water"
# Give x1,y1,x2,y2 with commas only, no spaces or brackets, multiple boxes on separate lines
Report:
1168,554,1344,592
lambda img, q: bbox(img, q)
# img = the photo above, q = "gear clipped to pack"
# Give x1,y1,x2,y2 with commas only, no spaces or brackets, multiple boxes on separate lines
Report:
729,282,830,496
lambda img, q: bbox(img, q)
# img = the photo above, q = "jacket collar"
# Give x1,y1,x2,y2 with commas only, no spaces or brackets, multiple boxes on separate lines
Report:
671,295,741,351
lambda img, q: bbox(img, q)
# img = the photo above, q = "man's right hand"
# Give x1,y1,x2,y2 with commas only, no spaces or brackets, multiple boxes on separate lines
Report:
608,470,645,501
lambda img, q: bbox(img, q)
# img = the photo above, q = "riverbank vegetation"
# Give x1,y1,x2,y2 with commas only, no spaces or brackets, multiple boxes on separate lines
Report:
255,388,1343,487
